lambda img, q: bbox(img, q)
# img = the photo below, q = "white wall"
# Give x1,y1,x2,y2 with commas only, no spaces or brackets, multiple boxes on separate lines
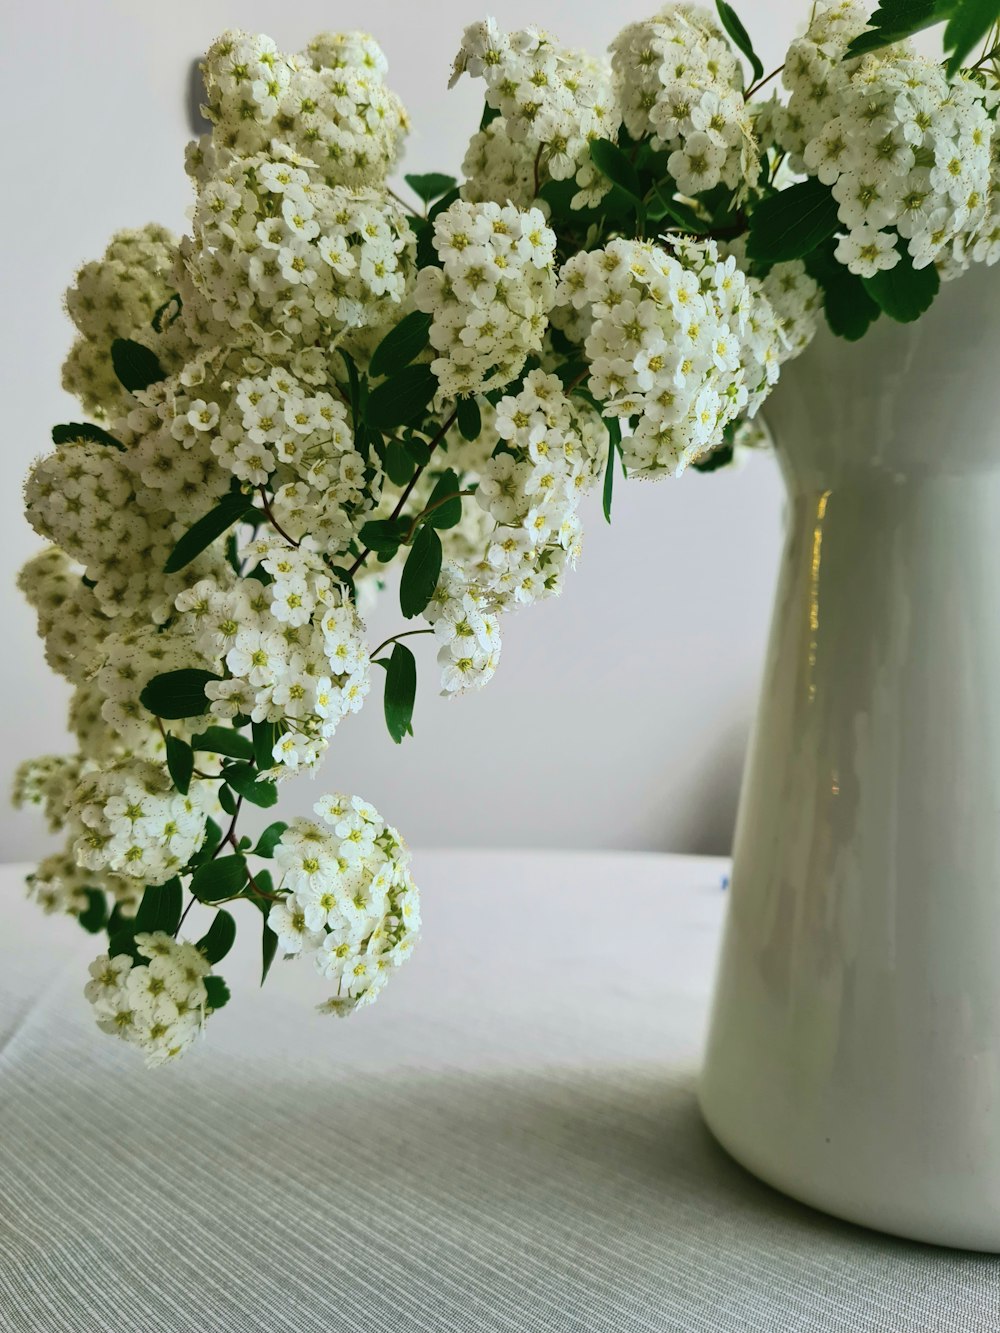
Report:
3,0,802,861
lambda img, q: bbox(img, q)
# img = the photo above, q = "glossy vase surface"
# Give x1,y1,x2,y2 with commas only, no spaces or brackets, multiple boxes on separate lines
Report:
698,264,1000,1250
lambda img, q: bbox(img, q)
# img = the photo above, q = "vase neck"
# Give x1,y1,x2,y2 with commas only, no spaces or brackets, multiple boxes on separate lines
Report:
763,265,1000,490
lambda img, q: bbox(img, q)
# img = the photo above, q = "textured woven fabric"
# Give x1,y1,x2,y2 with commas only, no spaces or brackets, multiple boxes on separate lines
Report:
1,851,997,1332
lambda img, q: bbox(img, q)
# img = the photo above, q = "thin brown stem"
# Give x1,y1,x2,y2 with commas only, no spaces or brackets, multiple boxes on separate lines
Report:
403,489,475,544
225,833,282,902
745,65,784,100
346,408,459,579
257,486,300,549
175,894,197,936
369,628,435,660
213,795,244,859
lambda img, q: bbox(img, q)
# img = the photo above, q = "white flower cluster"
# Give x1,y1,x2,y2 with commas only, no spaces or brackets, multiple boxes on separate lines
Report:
62,225,179,420
28,848,137,918
778,1,997,276
267,795,420,1014
182,156,415,355
451,19,619,209
178,541,369,772
555,236,805,475
85,933,215,1068
24,438,228,625
176,362,379,557
472,371,602,599
194,29,408,189
611,5,759,200
72,760,213,886
411,370,606,696
35,4,1000,1072
460,118,536,209
13,755,82,833
415,200,557,397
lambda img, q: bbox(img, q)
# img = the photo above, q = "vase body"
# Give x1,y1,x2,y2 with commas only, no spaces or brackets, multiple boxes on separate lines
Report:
698,265,1000,1250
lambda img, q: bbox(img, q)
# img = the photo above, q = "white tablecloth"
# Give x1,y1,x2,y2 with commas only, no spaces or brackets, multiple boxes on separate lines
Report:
1,851,996,1332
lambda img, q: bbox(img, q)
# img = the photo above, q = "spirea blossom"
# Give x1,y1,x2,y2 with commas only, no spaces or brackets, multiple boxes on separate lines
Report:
62,225,180,419
778,1,996,275
85,933,217,1067
414,199,558,396
181,158,416,355
268,795,421,1014
556,236,793,475
71,760,213,885
451,19,619,208
178,544,370,773
611,5,759,201
195,29,408,189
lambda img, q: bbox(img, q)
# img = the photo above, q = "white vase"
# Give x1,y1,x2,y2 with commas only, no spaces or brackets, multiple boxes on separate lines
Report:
698,264,1000,1250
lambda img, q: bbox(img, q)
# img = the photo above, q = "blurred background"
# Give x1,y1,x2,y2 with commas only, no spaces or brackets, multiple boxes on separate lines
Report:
3,0,807,862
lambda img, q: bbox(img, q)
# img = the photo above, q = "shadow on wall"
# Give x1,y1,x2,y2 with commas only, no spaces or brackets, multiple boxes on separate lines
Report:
669,714,751,857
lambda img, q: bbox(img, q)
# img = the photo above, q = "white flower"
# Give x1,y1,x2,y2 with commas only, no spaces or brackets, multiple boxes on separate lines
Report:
834,225,900,278
85,933,215,1067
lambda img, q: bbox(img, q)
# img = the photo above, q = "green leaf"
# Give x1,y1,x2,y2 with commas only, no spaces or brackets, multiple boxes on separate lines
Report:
78,889,108,934
589,138,642,202
399,525,442,619
203,975,231,1010
190,726,255,761
746,178,840,263
369,310,433,380
845,0,950,56
384,439,416,486
602,417,623,524
340,346,364,420
108,926,141,962
140,668,219,720
383,642,417,744
253,821,288,857
110,337,165,394
805,240,881,340
405,172,458,205
358,516,409,562
222,761,278,808
456,396,482,441
366,363,438,430
190,854,248,905
151,293,182,333
134,878,183,935
51,422,124,450
944,0,998,75
189,816,222,869
715,0,765,81
218,784,238,816
480,102,501,130
197,909,237,965
693,441,736,472
165,736,194,795
648,186,710,233
251,720,277,771
423,468,463,530
163,492,255,574
862,249,940,323
404,437,432,467
261,922,279,985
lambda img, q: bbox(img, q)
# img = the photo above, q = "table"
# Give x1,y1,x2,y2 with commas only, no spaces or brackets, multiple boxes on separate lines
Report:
1,851,996,1332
